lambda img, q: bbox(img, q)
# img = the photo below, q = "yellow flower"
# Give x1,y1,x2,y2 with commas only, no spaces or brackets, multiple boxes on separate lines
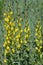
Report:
12,41,14,45
11,26,14,30
38,49,40,53
20,29,23,33
13,31,15,35
37,25,39,28
19,18,23,21
40,26,41,29
18,34,20,38
17,44,21,49
4,59,7,63
36,29,38,32
6,36,9,40
15,28,19,32
16,34,20,38
38,35,41,39
4,17,9,22
35,39,38,42
5,25,9,30
35,47,38,50
5,49,9,54
6,46,10,50
12,48,15,53
4,13,6,16
20,40,23,43
24,28,27,32
10,11,13,15
37,43,40,46
25,34,28,38
8,15,10,18
7,40,10,44
18,23,21,26
16,38,19,42
9,22,12,26
24,40,27,43
3,42,7,47
8,30,11,34
40,40,42,44
35,33,38,36
40,46,42,49
27,27,30,31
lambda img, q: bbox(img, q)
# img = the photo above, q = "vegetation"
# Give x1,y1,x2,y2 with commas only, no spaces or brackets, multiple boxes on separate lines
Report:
0,0,43,65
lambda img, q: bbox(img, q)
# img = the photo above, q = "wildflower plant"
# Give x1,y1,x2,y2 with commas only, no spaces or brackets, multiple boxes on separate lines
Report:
0,0,43,65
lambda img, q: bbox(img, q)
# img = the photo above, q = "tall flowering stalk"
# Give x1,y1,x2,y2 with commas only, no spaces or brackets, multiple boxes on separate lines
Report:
3,11,16,63
3,10,30,64
35,21,43,57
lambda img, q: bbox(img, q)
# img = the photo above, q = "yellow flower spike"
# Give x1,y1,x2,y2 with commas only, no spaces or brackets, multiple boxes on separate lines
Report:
35,22,42,55
4,59,7,63
17,44,21,49
12,48,15,53
4,17,9,22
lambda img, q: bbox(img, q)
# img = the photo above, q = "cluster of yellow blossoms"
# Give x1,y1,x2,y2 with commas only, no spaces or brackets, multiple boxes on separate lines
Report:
3,11,30,63
35,21,42,57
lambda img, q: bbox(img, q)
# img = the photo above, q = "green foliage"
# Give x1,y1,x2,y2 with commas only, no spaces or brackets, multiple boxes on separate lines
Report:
0,0,43,65
0,0,4,19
